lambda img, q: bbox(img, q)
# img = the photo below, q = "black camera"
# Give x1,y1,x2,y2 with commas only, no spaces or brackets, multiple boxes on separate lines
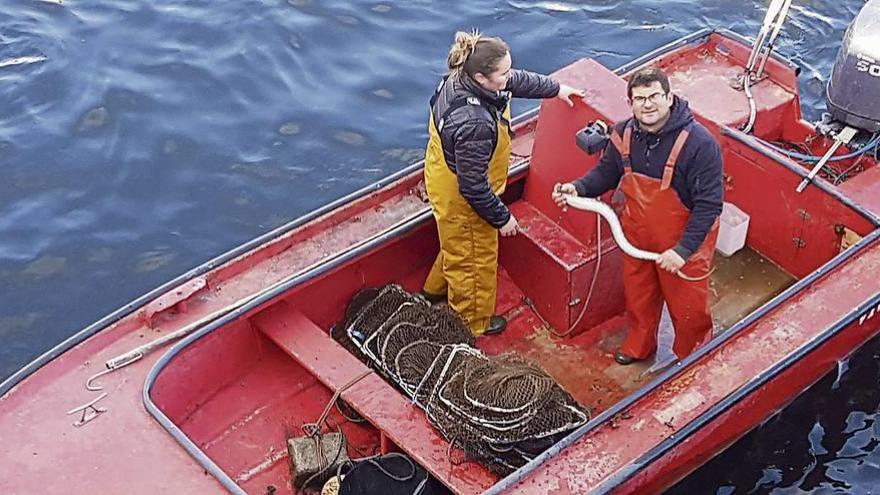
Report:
575,120,610,155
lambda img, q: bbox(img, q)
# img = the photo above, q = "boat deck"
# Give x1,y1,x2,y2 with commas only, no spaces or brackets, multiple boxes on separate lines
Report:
710,247,795,331
180,241,795,495
396,243,795,417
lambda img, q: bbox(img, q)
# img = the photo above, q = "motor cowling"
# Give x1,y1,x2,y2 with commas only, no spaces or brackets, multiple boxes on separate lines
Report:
826,0,880,133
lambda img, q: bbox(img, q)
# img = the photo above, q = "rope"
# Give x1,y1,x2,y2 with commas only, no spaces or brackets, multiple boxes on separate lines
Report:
741,0,793,133
446,436,464,466
364,452,417,482
299,436,346,494
675,267,714,282
298,369,372,492
301,369,372,438
547,213,603,337
742,72,758,134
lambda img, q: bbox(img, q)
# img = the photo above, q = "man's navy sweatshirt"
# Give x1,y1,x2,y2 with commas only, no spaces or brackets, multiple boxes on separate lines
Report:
572,96,723,260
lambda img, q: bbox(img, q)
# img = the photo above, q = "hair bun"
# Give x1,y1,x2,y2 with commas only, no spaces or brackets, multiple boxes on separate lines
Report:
457,29,482,56
446,29,506,79
448,29,482,70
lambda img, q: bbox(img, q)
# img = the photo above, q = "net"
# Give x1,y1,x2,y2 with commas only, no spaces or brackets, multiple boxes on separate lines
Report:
334,284,591,475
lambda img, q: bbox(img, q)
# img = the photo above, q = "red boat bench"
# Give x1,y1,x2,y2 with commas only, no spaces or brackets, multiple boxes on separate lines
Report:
252,303,497,494
499,200,625,334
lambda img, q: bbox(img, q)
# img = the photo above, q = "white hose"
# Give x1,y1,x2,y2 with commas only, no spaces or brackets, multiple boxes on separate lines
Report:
562,195,712,282
742,73,757,134
563,195,658,261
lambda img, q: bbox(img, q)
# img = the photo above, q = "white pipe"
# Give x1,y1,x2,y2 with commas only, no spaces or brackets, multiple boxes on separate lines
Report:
747,0,784,71
742,73,758,134
756,0,794,78
563,195,714,282
563,196,659,261
743,0,792,134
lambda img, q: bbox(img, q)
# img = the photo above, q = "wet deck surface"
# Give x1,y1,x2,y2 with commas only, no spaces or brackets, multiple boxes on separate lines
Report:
478,268,649,414
709,246,796,332
401,245,797,416
186,244,799,494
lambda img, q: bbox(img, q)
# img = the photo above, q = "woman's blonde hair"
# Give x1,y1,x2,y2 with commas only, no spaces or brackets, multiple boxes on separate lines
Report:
447,29,509,80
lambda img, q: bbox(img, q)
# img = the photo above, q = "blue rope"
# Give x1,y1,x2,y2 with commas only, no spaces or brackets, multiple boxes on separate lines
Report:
755,133,880,163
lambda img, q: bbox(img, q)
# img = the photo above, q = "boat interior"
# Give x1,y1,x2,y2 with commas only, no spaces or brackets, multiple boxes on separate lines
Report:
148,32,879,494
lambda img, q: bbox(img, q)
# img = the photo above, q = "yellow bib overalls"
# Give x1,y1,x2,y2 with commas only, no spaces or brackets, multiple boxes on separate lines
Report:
422,85,512,335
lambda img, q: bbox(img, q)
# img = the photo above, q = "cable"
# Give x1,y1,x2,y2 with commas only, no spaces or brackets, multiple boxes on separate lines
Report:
331,453,424,495
569,214,602,331
334,398,366,424
547,213,602,338
742,73,758,134
755,133,880,163
832,153,868,185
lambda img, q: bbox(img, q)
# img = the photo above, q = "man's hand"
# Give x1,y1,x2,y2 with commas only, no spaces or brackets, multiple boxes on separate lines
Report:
656,249,686,273
500,215,519,237
556,84,586,107
552,183,577,208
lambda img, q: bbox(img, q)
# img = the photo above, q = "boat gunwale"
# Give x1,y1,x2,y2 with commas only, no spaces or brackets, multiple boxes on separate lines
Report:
144,29,879,494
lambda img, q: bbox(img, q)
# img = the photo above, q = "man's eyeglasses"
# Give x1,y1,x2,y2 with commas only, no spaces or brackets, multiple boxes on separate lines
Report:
631,92,668,106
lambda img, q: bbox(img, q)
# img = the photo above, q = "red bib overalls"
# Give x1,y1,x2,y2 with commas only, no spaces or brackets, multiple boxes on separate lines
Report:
611,126,719,360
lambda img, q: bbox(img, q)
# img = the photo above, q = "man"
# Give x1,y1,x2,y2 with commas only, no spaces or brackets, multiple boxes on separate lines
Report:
552,67,723,364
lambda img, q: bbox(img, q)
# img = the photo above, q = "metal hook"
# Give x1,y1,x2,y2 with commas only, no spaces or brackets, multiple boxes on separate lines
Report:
85,367,115,392
85,351,143,391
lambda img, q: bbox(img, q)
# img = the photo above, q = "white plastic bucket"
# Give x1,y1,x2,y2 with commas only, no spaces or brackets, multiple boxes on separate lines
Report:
716,202,749,257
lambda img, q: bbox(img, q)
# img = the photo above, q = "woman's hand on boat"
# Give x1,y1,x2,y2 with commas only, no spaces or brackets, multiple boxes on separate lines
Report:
500,215,519,237
656,249,686,273
552,183,577,208
556,84,586,107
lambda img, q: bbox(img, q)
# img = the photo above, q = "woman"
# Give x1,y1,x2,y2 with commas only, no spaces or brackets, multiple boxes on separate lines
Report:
422,30,584,336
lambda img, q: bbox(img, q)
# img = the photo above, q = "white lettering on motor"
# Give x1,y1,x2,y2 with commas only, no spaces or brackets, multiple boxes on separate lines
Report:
856,53,880,78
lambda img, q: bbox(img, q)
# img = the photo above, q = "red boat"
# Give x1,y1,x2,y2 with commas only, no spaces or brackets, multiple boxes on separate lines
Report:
4,4,880,493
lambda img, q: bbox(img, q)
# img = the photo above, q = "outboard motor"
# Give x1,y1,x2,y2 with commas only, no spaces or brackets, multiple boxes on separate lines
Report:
826,0,880,133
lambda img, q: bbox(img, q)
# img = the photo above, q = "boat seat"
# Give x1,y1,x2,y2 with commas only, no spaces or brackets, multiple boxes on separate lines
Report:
252,303,496,495
499,200,625,333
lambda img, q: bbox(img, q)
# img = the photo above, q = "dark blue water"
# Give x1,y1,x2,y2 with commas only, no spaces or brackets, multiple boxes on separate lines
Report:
670,333,880,494
1,0,875,491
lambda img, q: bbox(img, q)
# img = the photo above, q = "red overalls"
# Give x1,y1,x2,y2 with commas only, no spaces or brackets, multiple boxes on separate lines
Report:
611,125,719,360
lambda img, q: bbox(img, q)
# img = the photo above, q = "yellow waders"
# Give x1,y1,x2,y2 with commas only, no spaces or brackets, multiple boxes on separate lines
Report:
422,102,511,336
